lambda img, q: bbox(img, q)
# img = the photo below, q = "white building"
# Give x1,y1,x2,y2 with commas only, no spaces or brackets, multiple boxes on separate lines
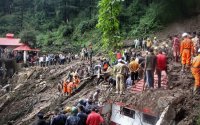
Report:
101,103,158,125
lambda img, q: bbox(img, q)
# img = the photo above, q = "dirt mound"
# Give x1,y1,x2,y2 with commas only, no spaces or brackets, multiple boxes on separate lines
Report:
156,15,200,39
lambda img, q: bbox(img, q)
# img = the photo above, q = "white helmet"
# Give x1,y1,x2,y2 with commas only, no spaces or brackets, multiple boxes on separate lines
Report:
198,48,200,53
182,33,188,37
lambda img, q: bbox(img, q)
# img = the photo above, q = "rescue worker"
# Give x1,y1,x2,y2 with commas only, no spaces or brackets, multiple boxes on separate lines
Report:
191,48,200,94
128,57,139,87
65,107,80,125
144,48,157,89
86,107,104,125
77,105,88,125
180,33,194,72
113,59,129,94
63,79,69,96
156,50,167,88
172,35,180,62
73,73,80,89
67,81,76,95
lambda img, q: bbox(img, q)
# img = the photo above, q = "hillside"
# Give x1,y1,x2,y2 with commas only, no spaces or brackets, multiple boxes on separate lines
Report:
0,56,200,125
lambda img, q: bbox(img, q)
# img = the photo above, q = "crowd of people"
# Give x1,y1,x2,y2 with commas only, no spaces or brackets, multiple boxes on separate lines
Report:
3,31,199,125
33,89,104,125
93,32,200,94
38,53,76,67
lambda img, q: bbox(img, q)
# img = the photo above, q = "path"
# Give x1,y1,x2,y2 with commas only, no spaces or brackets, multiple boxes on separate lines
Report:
130,71,168,93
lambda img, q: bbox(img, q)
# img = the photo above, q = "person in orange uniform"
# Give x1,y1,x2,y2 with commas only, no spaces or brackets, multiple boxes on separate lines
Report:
67,81,75,95
73,73,80,88
191,48,200,94
63,79,69,95
180,33,194,72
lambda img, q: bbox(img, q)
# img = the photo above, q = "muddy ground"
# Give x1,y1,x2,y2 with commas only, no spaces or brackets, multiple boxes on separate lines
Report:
0,57,199,125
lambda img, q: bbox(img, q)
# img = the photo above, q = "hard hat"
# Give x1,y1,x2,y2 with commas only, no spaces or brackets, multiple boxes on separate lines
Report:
182,33,188,37
198,48,200,53
147,38,150,41
64,107,72,113
71,107,78,114
154,46,158,50
154,37,157,39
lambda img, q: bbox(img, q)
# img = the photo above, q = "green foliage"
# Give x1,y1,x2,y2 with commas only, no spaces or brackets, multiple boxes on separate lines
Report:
0,0,200,53
77,19,98,34
97,0,123,51
130,3,162,37
20,30,37,47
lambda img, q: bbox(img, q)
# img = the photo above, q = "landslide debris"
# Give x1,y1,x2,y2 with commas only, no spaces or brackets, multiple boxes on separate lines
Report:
0,59,199,125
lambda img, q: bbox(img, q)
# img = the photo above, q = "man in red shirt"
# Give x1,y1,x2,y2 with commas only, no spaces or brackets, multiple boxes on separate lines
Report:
86,108,104,125
156,50,167,88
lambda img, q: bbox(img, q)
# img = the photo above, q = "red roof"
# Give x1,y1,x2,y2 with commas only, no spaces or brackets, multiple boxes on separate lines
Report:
13,45,32,51
0,38,23,46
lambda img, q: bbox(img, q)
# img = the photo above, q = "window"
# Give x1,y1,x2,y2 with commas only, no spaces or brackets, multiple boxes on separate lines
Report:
120,107,135,118
142,113,158,125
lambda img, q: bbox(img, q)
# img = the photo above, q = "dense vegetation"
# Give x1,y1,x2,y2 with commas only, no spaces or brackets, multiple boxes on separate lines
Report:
0,0,200,52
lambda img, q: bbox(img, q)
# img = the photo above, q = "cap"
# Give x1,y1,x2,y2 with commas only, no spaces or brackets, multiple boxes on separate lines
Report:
118,59,122,62
182,33,188,37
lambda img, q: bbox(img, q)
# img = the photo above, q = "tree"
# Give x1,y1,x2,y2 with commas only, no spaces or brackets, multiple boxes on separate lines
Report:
20,30,37,47
96,0,123,51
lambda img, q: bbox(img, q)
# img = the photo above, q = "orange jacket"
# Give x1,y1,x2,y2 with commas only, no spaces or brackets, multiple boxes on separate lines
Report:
67,82,75,94
180,38,194,55
63,81,68,93
191,55,200,74
73,78,80,88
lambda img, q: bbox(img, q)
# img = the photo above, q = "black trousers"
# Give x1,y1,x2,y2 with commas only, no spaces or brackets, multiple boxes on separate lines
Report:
131,72,138,84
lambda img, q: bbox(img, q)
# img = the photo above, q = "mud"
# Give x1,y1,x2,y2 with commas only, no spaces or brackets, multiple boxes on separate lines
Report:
0,57,199,125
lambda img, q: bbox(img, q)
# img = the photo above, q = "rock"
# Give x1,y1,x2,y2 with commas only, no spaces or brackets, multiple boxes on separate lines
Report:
39,81,47,85
50,69,56,74
14,84,23,90
158,96,174,108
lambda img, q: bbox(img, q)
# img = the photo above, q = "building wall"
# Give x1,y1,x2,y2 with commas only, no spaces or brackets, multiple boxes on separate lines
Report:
111,104,156,125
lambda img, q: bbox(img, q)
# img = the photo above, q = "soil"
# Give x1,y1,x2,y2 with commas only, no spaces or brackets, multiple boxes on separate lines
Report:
0,56,199,125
